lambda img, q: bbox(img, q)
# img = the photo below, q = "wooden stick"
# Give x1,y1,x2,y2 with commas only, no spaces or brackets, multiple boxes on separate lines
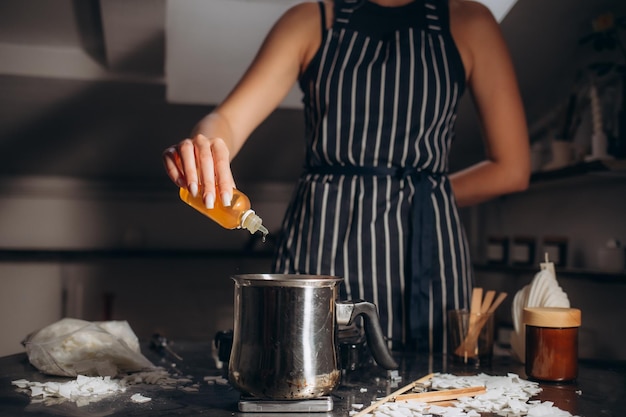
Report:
427,400,457,407
466,288,484,354
396,385,487,403
480,290,496,313
352,373,434,417
488,292,508,314
470,288,483,315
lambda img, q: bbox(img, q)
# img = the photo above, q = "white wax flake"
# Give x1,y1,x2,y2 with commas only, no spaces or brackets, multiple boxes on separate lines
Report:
351,373,580,417
12,376,126,407
367,401,481,417
130,393,152,403
204,375,228,385
202,375,230,386
388,370,402,382
12,367,200,407
527,401,573,417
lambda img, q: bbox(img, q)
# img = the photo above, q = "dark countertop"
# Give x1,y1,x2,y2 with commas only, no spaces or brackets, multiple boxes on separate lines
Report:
1,342,625,417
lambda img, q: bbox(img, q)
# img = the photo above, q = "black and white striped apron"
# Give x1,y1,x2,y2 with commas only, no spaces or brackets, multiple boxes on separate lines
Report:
273,0,473,354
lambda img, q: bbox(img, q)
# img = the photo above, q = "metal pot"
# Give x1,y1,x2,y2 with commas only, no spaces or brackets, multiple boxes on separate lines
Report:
228,274,397,400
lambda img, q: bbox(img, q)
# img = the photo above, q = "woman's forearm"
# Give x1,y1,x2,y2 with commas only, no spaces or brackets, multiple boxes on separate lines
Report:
450,158,530,207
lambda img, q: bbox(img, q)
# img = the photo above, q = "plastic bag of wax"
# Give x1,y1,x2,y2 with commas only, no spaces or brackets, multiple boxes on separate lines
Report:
22,318,155,377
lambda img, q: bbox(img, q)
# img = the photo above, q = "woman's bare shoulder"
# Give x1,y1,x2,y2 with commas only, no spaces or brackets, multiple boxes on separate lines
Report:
449,0,504,53
289,1,334,29
448,0,511,82
266,1,325,50
288,1,333,16
449,0,498,31
449,0,494,19
281,1,324,20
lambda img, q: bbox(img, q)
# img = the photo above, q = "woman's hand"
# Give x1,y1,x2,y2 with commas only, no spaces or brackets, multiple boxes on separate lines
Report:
162,133,236,209
162,2,320,209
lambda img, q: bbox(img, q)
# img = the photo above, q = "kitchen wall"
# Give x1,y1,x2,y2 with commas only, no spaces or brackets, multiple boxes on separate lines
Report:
475,177,626,271
0,263,63,357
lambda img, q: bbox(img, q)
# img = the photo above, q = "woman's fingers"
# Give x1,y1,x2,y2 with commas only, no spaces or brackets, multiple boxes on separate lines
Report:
162,146,186,188
192,135,216,208
162,134,235,209
178,138,202,197
210,138,236,206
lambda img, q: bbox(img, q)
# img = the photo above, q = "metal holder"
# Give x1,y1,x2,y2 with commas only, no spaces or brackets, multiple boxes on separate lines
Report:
238,396,333,413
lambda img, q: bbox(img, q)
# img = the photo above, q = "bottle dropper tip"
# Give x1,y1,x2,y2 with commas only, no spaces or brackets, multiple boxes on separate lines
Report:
257,225,269,243
241,210,269,242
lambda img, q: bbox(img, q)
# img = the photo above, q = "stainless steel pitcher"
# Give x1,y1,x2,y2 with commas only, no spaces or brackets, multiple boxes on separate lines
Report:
228,274,397,400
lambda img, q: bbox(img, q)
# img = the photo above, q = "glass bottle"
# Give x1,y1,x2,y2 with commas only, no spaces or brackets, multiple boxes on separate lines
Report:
179,187,268,238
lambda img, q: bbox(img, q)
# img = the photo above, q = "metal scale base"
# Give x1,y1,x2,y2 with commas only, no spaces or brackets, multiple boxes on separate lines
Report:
238,396,333,412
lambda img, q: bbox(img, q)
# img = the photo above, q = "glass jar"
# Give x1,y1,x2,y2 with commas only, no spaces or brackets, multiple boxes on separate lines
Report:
524,307,582,382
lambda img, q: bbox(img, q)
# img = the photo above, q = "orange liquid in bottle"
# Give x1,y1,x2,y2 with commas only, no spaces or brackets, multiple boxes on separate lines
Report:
179,187,250,229
179,187,268,238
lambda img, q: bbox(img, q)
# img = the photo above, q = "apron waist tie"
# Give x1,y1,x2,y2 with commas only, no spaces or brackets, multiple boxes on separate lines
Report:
305,165,442,346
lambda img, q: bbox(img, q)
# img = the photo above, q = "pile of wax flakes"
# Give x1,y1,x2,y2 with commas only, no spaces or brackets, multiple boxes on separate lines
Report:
12,367,200,407
12,376,127,407
350,373,580,417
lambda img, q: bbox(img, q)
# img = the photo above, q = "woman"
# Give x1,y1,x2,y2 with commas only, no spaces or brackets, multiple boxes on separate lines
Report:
163,0,530,353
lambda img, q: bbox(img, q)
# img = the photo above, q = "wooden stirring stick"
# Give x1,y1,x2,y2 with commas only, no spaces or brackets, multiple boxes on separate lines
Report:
488,292,508,314
470,287,483,317
466,288,483,354
481,290,496,314
352,373,434,417
396,385,486,403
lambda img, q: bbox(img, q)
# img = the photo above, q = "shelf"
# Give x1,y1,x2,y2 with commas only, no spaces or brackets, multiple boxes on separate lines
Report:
474,263,626,283
0,248,275,262
530,159,626,184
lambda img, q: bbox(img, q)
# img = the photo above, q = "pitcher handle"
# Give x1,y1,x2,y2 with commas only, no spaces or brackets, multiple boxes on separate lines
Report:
336,300,398,370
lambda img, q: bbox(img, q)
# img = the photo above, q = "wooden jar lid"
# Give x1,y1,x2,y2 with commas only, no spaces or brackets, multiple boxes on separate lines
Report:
523,307,581,328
